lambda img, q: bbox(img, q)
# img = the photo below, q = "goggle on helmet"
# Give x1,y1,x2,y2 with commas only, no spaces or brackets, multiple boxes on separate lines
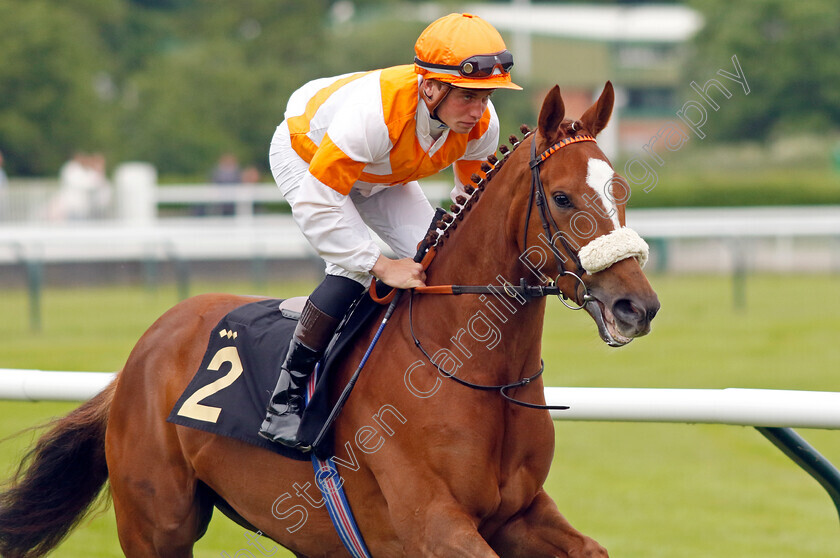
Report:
414,13,522,91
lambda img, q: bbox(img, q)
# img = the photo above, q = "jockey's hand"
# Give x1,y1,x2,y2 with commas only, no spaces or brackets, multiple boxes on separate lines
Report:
371,255,426,289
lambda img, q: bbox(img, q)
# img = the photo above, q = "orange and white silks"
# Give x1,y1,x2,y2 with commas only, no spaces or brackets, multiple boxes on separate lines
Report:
286,65,497,194
269,65,500,282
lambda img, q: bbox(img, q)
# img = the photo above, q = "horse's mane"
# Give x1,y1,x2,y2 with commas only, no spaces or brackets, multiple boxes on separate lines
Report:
424,118,585,255
423,124,534,254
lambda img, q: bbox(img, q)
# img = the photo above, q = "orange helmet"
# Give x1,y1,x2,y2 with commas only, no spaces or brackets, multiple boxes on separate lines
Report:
414,13,522,91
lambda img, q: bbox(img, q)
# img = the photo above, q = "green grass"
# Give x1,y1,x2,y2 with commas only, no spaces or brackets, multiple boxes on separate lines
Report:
543,274,840,557
1,275,839,557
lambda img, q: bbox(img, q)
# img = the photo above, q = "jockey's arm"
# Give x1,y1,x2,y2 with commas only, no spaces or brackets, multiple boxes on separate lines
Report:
292,172,380,273
292,173,425,289
452,159,484,200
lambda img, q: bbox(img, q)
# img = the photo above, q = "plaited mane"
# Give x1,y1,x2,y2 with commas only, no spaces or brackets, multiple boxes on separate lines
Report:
424,118,589,252
422,124,534,253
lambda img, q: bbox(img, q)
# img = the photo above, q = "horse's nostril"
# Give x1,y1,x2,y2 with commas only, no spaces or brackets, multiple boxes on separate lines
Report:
613,299,643,323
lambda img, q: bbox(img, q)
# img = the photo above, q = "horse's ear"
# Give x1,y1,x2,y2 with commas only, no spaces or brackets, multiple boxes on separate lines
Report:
579,81,615,137
538,85,565,144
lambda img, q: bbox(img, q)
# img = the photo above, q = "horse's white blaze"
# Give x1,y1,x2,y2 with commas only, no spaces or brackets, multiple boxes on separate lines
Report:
585,158,621,230
580,158,649,274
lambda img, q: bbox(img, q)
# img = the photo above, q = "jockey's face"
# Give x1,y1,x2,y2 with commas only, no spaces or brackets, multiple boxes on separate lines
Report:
422,79,493,134
436,86,494,134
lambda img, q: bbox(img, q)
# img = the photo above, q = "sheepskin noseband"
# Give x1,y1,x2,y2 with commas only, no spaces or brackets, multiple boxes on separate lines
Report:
578,227,649,274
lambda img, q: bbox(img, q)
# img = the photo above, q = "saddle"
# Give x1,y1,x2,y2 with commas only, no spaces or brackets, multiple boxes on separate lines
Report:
167,292,383,460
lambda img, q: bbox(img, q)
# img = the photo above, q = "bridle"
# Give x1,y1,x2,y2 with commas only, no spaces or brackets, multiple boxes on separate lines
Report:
525,132,598,310
406,132,600,306
320,130,644,442
406,131,600,411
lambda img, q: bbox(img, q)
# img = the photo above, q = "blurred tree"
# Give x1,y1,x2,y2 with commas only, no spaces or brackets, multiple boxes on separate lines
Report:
0,0,536,177
0,0,332,176
324,17,422,72
129,0,192,8
118,0,330,175
0,0,118,175
686,0,840,140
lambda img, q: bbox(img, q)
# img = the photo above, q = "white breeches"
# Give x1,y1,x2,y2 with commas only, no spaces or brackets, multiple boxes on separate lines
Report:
269,121,435,286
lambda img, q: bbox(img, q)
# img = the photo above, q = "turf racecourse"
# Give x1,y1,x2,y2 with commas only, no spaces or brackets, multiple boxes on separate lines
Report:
1,274,838,557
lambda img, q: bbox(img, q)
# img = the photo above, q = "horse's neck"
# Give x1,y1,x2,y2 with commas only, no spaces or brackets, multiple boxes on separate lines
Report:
429,156,532,289
422,161,546,365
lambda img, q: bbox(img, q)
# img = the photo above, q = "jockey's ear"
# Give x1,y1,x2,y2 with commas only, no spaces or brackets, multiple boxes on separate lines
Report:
421,79,451,115
538,85,565,145
579,81,614,138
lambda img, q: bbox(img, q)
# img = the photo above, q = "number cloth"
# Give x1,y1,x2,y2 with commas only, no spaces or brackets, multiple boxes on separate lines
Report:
168,297,381,460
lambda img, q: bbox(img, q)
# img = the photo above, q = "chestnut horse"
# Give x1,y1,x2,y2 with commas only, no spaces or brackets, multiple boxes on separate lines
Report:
0,83,658,558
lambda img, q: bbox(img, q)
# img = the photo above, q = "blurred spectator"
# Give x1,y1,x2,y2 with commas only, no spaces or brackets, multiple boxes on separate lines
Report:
211,152,241,216
85,153,112,218
240,165,261,184
48,152,112,220
212,152,242,184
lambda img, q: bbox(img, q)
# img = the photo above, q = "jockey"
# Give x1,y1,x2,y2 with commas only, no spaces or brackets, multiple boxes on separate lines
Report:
260,13,521,448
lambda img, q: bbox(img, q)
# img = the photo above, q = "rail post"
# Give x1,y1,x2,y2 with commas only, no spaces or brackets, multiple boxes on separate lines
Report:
756,426,840,524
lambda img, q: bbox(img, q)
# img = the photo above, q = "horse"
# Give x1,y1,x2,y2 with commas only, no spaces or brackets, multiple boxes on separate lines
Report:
0,82,659,558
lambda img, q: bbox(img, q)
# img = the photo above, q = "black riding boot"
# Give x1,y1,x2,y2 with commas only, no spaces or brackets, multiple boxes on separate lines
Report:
259,300,340,448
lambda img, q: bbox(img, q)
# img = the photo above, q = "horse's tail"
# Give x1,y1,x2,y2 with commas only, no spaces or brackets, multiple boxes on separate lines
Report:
0,379,116,558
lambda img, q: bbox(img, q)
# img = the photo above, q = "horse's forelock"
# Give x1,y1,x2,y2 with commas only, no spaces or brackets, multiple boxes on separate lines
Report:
559,119,583,138
534,120,589,153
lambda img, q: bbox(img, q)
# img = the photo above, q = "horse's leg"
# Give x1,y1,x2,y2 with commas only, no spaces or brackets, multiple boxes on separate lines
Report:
110,468,211,557
387,500,500,558
363,464,501,557
108,414,213,557
488,489,608,558
109,424,213,558
106,299,219,557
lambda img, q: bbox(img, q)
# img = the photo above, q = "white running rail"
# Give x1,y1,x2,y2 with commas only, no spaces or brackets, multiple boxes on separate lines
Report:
2,369,839,430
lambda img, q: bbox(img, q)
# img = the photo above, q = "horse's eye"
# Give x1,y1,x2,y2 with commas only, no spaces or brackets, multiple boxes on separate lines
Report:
552,192,573,208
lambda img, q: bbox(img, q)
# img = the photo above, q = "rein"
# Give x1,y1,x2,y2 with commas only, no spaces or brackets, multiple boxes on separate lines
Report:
414,132,598,308
407,290,567,410
403,132,600,412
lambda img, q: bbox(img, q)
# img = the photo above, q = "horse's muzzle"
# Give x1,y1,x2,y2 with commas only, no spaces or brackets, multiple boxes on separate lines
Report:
585,293,660,347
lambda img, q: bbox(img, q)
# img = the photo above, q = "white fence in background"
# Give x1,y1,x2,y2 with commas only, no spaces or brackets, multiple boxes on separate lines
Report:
546,387,840,429
2,179,840,271
2,368,838,522
6,176,840,234
0,219,313,264
0,178,446,224
2,368,839,430
0,369,117,402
